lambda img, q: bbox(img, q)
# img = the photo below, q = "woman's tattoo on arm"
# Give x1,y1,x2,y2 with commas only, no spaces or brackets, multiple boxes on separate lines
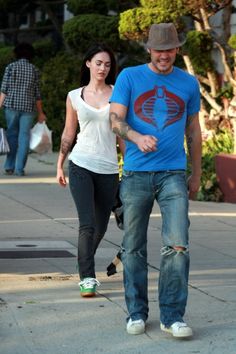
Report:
60,138,72,155
109,112,131,140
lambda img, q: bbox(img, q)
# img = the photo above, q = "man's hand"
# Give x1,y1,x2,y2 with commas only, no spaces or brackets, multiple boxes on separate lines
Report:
188,174,201,200
37,112,47,123
136,135,158,153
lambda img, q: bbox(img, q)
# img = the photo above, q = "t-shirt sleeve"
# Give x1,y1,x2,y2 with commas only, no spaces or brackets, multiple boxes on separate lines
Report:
187,77,201,116
1,64,11,93
68,89,80,111
110,69,131,107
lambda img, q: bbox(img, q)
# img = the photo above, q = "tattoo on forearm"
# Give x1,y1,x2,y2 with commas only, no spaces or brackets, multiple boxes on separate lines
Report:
109,112,131,140
61,138,72,155
186,136,193,158
185,114,195,129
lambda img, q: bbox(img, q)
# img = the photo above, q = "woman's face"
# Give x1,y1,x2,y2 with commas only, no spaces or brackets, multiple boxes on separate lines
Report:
86,51,111,81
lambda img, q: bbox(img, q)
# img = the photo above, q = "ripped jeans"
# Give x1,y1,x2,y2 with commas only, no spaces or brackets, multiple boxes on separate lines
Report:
120,170,190,327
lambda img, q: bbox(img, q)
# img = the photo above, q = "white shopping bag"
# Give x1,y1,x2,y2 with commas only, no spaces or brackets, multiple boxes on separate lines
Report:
29,122,52,154
0,128,10,155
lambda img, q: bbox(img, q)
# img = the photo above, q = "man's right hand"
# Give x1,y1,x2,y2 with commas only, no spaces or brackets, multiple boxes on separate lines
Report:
136,134,158,153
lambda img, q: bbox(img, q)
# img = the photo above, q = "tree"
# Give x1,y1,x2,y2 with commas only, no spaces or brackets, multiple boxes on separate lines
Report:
63,14,120,53
63,0,147,67
67,0,140,15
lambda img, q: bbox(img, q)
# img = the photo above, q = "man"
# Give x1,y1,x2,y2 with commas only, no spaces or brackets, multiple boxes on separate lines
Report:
0,43,46,176
109,23,202,337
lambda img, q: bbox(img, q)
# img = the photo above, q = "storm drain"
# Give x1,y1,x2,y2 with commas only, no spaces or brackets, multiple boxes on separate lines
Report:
0,240,76,259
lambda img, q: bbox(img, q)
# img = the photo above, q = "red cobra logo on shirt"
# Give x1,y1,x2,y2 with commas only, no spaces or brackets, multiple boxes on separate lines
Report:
134,86,185,131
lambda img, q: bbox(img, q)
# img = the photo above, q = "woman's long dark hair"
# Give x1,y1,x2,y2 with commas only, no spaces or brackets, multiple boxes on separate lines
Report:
80,43,117,86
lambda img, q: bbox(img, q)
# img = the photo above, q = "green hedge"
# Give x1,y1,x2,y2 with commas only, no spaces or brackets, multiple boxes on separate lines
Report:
40,52,81,150
197,129,233,201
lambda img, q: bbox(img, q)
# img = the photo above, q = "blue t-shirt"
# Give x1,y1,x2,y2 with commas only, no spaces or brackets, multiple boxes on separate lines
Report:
110,64,200,171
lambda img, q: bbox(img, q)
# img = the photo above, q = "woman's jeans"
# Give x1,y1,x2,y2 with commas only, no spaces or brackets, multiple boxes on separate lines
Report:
69,161,119,280
4,108,35,175
120,170,190,327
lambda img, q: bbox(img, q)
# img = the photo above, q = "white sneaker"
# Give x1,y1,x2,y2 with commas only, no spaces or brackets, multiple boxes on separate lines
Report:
160,321,193,338
126,318,145,335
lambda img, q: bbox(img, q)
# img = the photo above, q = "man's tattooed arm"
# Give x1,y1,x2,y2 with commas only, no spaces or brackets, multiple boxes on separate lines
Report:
109,112,132,141
186,135,193,159
185,114,195,129
185,113,202,175
185,114,196,159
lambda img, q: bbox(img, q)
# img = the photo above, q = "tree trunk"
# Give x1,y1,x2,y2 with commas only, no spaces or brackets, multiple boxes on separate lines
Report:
200,86,222,112
214,42,236,92
38,0,62,36
207,71,219,97
182,54,195,75
183,54,222,113
199,7,211,30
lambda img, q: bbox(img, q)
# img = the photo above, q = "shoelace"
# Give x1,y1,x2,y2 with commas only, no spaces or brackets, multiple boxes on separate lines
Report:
175,322,187,327
129,319,144,326
79,278,101,288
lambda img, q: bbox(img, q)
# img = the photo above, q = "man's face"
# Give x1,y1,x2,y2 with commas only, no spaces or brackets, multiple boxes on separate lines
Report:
148,47,178,74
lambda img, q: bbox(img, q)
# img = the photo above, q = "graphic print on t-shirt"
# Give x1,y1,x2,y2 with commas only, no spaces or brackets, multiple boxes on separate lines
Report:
134,85,185,131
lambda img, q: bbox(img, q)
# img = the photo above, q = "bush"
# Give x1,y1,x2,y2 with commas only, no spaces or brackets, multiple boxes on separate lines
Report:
228,33,236,49
197,129,233,201
63,14,120,53
33,38,57,70
184,30,214,75
0,46,14,81
0,46,14,128
40,52,81,150
67,0,108,15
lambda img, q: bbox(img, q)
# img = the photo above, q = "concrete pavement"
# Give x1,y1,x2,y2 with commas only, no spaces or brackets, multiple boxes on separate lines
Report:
0,152,236,354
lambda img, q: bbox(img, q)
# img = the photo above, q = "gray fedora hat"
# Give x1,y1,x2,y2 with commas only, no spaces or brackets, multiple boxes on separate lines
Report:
146,23,186,50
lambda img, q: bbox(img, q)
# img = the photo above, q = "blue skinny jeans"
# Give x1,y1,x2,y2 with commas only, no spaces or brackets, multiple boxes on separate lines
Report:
69,161,119,280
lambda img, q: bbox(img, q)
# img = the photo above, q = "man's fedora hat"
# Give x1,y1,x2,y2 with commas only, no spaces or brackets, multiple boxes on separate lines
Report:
146,23,186,50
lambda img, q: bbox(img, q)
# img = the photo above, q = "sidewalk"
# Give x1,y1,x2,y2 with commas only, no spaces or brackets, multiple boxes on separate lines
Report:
0,153,236,354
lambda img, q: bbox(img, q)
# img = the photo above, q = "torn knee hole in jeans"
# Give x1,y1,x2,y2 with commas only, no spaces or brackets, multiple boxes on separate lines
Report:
161,245,189,256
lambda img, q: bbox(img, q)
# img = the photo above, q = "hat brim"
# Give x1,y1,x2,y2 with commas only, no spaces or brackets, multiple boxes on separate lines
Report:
146,38,186,51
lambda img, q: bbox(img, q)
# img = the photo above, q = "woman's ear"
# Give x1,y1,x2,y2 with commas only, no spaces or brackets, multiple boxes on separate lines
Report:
86,60,90,68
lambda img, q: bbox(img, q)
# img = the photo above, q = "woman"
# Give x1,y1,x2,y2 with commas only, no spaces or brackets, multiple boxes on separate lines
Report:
57,43,122,297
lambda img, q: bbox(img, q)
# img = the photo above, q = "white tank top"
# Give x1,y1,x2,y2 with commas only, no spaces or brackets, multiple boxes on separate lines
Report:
68,87,119,174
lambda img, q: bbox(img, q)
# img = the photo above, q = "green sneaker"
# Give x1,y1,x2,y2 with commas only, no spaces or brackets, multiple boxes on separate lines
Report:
78,278,100,297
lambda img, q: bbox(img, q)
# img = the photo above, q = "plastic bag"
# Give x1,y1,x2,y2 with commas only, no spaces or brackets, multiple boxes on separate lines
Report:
0,128,10,155
29,122,52,154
